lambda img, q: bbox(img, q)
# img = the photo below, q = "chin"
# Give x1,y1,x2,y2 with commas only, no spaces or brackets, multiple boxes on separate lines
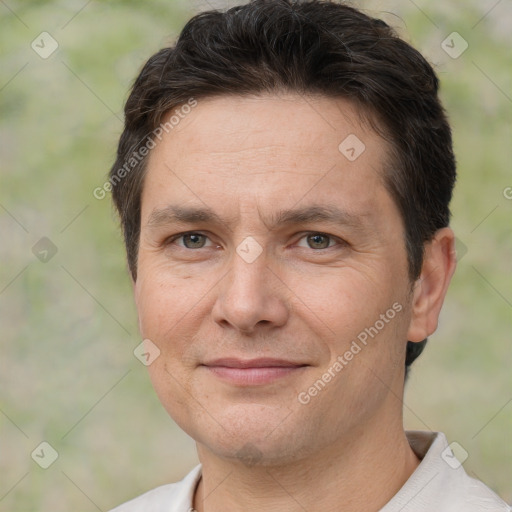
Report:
184,404,317,467
201,434,309,468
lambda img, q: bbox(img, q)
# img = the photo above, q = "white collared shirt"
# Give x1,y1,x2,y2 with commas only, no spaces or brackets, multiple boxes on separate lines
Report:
109,431,510,511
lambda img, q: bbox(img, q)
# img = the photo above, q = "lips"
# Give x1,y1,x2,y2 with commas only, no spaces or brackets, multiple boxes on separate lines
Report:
201,358,308,386
204,358,305,368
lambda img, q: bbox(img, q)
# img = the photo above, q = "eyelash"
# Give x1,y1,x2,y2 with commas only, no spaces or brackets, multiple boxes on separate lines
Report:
165,231,344,251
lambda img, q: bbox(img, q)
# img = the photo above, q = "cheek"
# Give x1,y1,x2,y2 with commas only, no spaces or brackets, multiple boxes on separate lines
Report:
289,266,392,333
135,273,184,344
135,274,201,422
134,269,214,368
296,266,410,373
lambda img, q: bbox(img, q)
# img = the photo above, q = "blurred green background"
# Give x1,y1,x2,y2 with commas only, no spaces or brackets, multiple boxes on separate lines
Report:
1,0,510,510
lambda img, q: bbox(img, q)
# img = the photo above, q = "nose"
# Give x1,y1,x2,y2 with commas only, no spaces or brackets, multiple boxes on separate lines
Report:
211,250,289,334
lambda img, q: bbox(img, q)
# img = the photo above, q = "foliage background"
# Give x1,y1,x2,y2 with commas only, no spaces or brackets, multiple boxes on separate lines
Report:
1,0,510,510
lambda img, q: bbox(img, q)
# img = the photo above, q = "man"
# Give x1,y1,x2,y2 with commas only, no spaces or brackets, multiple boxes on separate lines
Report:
108,1,509,510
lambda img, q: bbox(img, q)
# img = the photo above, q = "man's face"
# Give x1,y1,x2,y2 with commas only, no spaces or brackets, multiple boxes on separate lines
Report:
135,93,416,464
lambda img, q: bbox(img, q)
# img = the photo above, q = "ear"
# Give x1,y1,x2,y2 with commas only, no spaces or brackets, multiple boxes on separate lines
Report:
407,227,457,343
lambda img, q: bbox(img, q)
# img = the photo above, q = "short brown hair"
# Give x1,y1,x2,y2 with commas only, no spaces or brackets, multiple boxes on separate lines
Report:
109,0,456,372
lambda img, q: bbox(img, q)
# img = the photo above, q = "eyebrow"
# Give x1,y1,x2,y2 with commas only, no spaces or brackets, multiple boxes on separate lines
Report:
146,204,368,231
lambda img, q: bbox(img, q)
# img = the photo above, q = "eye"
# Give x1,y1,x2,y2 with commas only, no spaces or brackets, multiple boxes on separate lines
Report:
296,232,340,250
169,232,215,249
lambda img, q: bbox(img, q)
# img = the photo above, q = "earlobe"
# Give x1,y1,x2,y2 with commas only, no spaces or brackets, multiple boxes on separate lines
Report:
407,227,457,343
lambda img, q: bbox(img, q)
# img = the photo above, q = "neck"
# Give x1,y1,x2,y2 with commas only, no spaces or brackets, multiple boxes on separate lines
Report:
193,411,421,512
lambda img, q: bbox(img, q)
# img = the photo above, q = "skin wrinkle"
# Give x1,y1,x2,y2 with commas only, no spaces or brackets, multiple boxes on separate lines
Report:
145,204,372,236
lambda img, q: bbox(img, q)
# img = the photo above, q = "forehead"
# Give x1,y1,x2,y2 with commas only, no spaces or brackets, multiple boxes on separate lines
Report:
152,93,383,164
141,93,392,223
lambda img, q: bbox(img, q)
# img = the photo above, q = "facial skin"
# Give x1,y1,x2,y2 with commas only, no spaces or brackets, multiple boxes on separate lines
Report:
134,93,456,511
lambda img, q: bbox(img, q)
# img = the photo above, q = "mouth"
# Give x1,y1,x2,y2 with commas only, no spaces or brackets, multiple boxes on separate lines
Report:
200,358,309,386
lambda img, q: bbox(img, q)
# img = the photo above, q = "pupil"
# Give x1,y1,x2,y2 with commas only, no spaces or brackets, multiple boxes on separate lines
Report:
310,234,328,249
186,234,203,247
